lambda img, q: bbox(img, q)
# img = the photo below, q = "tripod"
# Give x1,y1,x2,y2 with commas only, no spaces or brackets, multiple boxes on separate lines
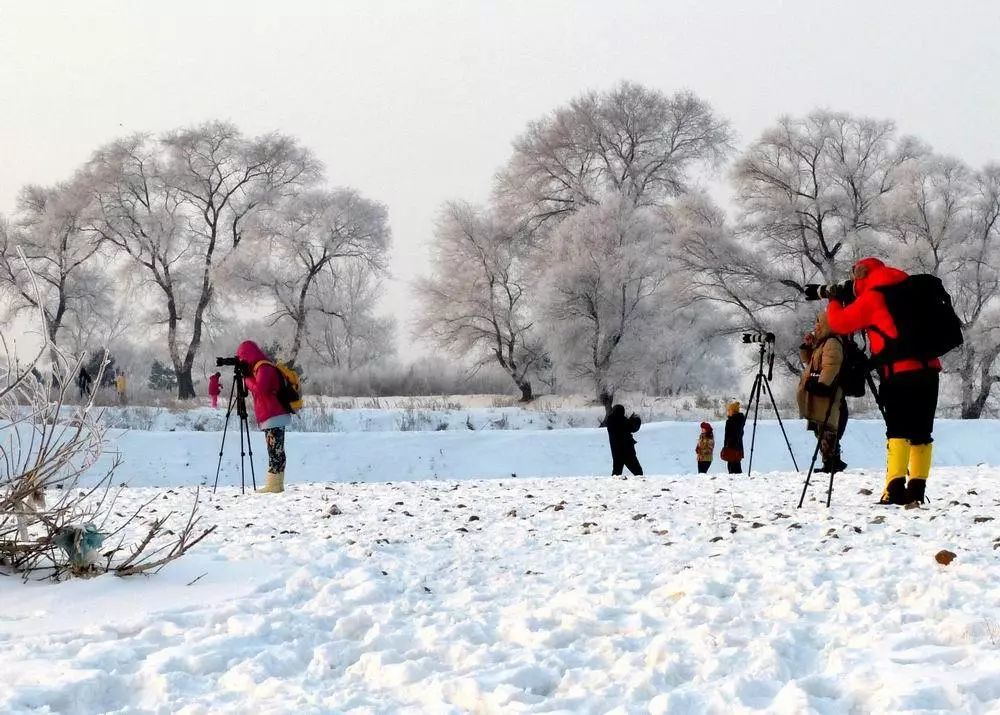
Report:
745,342,799,476
797,367,885,508
212,366,257,494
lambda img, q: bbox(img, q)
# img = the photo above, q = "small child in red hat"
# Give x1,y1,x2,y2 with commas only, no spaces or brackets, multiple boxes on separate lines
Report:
696,422,714,474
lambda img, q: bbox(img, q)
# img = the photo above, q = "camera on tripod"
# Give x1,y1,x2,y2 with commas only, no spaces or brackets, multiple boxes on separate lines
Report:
216,356,247,376
742,331,775,345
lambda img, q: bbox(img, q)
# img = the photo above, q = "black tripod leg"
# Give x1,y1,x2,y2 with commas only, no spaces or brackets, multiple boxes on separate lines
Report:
244,417,257,491
746,373,762,477
212,380,239,494
798,433,823,508
798,376,840,508
761,377,800,472
866,372,887,421
238,414,247,495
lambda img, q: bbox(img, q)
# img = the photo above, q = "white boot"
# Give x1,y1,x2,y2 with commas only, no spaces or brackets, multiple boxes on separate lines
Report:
257,472,285,493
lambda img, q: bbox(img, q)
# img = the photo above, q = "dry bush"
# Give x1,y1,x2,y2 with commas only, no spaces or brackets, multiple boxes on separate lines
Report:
1,258,214,580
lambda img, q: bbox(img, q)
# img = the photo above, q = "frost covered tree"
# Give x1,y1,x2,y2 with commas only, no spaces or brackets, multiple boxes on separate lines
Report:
732,111,921,287
884,157,1000,417
304,260,396,370
0,181,107,364
679,112,923,374
246,188,391,365
414,201,546,401
536,197,673,410
84,122,320,398
497,81,734,234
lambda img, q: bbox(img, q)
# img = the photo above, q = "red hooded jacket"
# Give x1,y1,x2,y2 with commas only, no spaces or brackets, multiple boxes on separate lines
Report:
826,257,942,376
235,341,291,425
208,373,222,397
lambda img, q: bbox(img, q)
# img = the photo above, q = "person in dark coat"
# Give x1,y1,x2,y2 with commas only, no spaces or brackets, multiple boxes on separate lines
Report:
721,401,746,474
77,366,93,399
605,404,643,477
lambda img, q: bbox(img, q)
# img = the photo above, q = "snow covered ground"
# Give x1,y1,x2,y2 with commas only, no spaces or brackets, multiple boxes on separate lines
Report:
2,417,999,713
2,468,999,713
90,418,1000,488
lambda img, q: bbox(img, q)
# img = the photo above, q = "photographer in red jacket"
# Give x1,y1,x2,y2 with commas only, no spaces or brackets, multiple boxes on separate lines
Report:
236,341,293,494
819,258,941,505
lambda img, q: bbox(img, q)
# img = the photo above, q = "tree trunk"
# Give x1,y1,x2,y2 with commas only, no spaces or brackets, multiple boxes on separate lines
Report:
176,367,196,400
517,379,534,402
598,387,614,416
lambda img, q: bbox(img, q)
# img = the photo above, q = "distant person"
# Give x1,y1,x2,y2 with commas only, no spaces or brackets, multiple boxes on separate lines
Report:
77,366,93,400
115,371,128,406
208,371,223,409
696,422,714,474
798,312,847,474
604,404,643,477
721,401,746,474
236,342,292,494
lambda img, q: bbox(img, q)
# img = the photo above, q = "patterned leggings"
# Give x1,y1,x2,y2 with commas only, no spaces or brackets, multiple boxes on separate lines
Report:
264,428,286,473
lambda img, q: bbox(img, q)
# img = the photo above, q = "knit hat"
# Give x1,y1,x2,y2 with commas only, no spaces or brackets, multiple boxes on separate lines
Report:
700,421,712,431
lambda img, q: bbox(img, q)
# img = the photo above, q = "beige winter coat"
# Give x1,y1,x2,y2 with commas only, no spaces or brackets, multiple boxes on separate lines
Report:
797,318,844,430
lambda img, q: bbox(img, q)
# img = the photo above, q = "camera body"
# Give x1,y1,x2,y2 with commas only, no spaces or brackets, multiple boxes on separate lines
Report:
742,331,776,344
216,356,248,377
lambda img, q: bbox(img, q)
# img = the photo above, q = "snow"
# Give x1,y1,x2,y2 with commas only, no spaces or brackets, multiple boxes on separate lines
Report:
2,416,1000,713
86,418,1000,487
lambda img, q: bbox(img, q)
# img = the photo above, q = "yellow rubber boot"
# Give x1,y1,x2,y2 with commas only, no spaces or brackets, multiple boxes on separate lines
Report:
880,438,910,505
257,472,285,494
906,443,932,504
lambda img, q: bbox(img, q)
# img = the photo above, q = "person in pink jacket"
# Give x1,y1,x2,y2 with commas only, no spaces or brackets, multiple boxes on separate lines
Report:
235,341,293,493
208,372,222,408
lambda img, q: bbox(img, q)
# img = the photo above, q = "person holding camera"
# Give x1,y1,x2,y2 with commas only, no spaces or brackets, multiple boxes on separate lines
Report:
235,341,292,494
605,404,643,477
819,258,943,505
797,313,847,474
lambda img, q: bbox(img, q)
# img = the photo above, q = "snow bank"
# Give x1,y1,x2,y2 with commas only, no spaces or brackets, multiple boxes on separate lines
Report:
93,419,1000,488
2,471,998,713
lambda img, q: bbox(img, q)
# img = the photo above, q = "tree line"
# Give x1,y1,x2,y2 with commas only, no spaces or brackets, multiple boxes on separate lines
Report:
0,122,392,398
416,82,1000,417
2,85,998,416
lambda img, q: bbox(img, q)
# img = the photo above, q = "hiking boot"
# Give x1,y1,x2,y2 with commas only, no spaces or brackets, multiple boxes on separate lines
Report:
878,477,907,505
816,457,848,474
905,478,927,505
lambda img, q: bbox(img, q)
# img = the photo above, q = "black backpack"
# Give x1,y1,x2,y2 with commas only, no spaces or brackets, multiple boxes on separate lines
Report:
872,274,964,366
834,336,868,398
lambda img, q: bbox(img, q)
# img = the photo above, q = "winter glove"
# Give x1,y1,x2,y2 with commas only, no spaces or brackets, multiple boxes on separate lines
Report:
805,377,833,397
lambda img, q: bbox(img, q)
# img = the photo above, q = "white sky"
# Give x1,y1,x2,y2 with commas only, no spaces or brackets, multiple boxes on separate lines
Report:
2,0,999,355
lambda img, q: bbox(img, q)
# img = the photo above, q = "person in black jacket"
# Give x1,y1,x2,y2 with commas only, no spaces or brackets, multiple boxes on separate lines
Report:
722,401,746,474
77,366,93,400
605,404,643,476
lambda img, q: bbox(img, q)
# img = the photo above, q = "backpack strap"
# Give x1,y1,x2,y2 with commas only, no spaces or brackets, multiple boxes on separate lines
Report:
253,360,278,376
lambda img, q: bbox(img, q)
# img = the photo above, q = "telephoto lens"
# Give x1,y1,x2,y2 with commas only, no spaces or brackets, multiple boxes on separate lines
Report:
742,332,776,344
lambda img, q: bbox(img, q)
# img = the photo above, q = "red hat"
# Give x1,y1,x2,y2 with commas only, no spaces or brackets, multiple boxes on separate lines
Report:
700,421,712,431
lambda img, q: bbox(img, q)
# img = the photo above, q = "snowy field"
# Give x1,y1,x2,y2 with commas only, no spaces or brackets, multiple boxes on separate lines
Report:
91,418,1000,487
2,418,1000,714
1,469,999,713
91,394,773,433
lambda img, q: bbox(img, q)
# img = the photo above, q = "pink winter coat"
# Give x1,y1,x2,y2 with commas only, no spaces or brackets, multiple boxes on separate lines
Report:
208,373,222,397
236,341,290,426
